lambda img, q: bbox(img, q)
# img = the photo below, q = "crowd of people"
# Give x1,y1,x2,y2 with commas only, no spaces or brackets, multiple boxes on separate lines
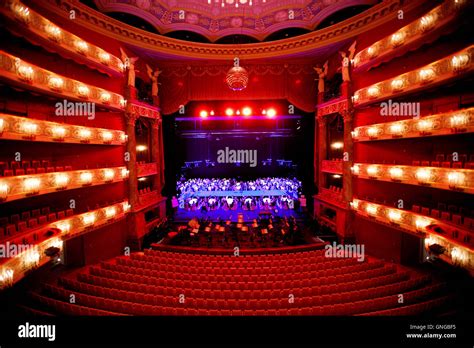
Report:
175,177,303,212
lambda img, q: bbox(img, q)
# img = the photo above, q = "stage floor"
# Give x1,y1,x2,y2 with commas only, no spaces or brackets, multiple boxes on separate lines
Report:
172,207,304,223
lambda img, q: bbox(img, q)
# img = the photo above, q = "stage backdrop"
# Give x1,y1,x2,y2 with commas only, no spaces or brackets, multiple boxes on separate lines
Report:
158,63,318,115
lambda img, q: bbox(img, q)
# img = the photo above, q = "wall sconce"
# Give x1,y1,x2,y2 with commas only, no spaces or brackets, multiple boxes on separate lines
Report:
54,173,69,190
419,68,435,83
76,85,90,99
100,92,111,104
82,213,96,226
51,126,67,141
103,169,115,182
123,202,131,212
20,121,38,140
12,3,30,22
451,54,470,72
367,127,380,139
121,168,129,179
419,13,436,32
351,129,359,138
48,76,64,91
78,128,92,143
136,145,147,152
415,168,432,185
16,65,34,83
74,40,89,54
0,182,9,202
450,114,468,132
24,178,41,195
417,119,433,135
0,118,5,135
120,133,128,143
389,167,404,182
80,172,93,186
98,52,110,64
120,98,127,108
101,131,113,144
351,165,360,176
390,123,405,138
388,209,402,224
390,32,405,47
447,171,465,190
105,206,116,219
367,165,379,178
330,142,343,149
367,45,378,58
390,78,405,92
351,94,359,104
350,200,359,210
366,204,378,216
415,217,431,232
55,221,71,234
367,86,380,99
45,24,61,41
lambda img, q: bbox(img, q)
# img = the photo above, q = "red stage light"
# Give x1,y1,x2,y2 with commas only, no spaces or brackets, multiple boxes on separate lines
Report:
262,109,267,115
267,108,277,118
199,110,208,118
210,110,215,116
242,107,252,117
225,108,234,116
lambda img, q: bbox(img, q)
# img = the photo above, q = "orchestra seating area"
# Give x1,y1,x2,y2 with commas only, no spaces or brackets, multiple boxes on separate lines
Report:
26,248,454,316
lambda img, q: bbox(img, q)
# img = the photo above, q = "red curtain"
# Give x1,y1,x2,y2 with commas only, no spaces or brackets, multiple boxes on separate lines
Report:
159,63,317,115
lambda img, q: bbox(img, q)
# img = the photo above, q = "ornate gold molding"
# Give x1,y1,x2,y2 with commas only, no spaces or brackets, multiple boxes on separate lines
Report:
317,97,348,117
36,0,412,60
126,100,161,120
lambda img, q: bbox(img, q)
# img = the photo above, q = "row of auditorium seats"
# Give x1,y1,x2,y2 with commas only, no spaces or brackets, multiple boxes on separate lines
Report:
328,186,342,193
412,153,474,169
139,187,152,195
0,160,73,177
0,208,74,240
412,203,474,231
28,249,452,316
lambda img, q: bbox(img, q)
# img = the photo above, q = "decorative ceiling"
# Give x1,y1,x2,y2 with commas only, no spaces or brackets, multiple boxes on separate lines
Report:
93,0,378,41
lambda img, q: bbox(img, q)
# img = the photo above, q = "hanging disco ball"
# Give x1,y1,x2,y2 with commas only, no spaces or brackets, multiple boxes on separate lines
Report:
226,66,249,91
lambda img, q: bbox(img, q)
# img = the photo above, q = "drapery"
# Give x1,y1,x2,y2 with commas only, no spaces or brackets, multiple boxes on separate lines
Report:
158,63,318,115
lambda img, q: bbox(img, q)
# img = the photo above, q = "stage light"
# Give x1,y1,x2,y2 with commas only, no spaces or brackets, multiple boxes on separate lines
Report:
367,45,378,58
136,145,147,152
261,109,266,115
225,108,234,116
24,178,41,194
54,173,69,189
210,110,215,116
236,110,241,116
330,142,343,149
267,108,276,118
242,107,252,117
199,110,208,118
123,202,131,212
13,4,30,20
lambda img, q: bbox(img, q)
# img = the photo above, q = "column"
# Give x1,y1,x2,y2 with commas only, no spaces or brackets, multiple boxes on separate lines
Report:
125,112,139,208
157,118,165,193
150,118,160,193
317,116,328,194
342,109,354,204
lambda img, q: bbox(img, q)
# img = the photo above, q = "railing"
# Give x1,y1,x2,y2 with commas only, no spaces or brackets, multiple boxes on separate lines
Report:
137,163,158,178
322,160,343,174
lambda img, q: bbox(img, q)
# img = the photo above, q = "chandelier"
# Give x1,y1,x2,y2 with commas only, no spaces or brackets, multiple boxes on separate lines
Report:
208,0,267,8
226,66,249,91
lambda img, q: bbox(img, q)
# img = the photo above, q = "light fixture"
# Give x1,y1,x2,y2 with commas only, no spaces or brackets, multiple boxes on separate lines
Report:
24,178,41,195
45,24,61,41
17,65,34,82
103,169,115,182
390,78,405,91
451,247,468,264
121,168,129,179
389,167,403,181
367,127,380,139
82,213,96,226
419,68,435,83
447,171,465,190
105,207,116,219
390,32,405,47
74,40,89,54
390,123,404,137
100,92,111,104
367,165,379,178
77,85,90,98
48,76,64,91
78,128,92,142
136,145,147,152
21,121,38,139
0,182,9,201
330,142,343,149
388,209,402,223
366,204,378,216
120,133,128,143
242,107,252,117
0,268,14,284
225,108,234,117
54,173,69,190
367,86,380,98
266,108,277,118
415,168,432,184
120,98,127,108
419,13,436,32
0,118,4,134
351,129,359,138
351,165,360,175
123,202,131,212
451,54,470,72
226,66,249,91
417,119,433,135
350,200,359,210
415,217,431,231
55,221,71,234
367,45,378,58
24,249,40,266
98,51,110,64
199,110,208,118
450,114,468,130
80,172,93,186
101,131,113,143
332,174,342,179
13,3,30,22
138,177,147,182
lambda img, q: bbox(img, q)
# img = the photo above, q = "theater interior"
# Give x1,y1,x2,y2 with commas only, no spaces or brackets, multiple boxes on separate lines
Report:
0,0,473,341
